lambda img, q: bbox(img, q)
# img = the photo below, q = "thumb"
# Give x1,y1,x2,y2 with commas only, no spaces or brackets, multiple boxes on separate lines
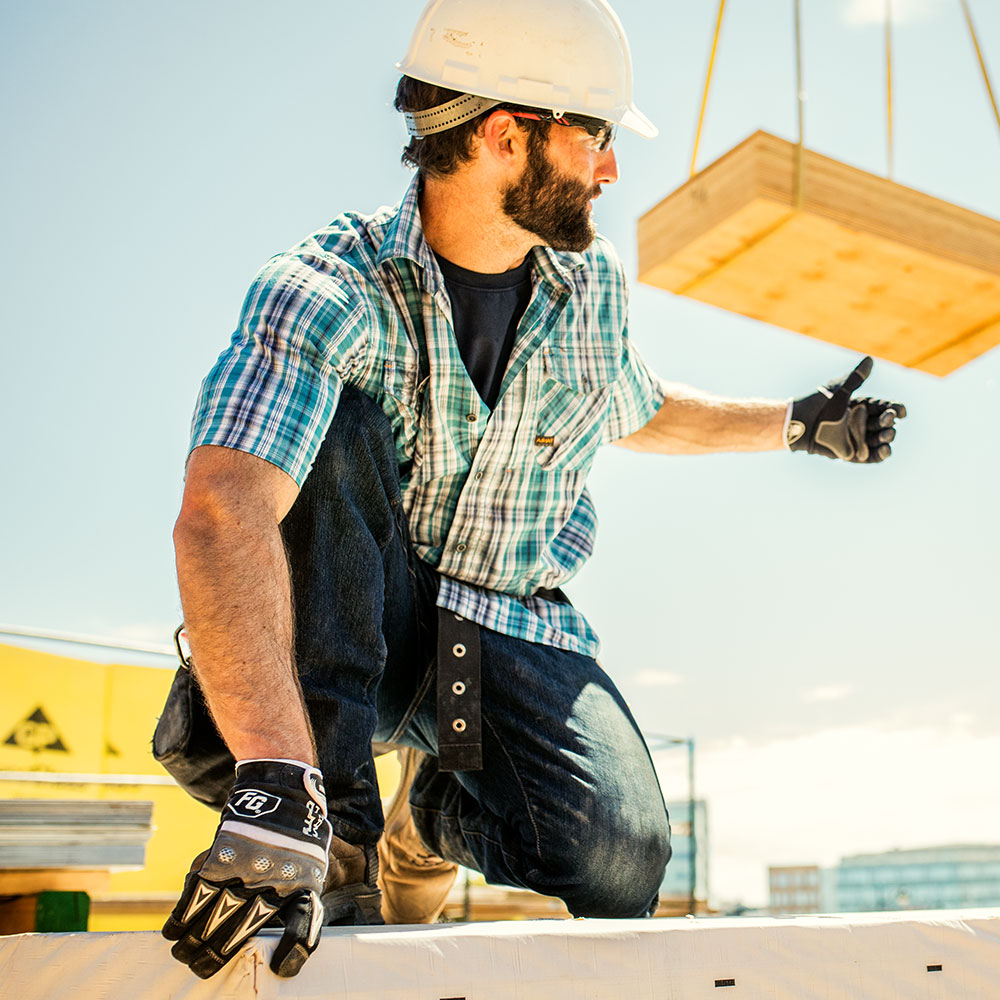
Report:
838,356,873,397
270,891,324,978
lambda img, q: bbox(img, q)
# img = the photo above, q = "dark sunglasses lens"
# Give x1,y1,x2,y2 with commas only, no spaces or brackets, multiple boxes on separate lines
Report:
596,123,616,151
550,114,616,150
574,118,615,150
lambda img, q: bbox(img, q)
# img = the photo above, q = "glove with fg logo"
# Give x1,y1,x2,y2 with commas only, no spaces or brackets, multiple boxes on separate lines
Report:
163,759,331,979
787,356,907,463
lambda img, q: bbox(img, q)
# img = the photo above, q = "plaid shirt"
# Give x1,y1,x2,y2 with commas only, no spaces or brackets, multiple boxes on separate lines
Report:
190,177,666,656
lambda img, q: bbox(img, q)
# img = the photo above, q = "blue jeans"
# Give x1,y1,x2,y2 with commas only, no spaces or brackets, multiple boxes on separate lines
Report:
280,387,671,918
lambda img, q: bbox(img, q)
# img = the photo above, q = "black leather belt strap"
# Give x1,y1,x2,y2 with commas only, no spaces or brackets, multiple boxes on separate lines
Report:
436,607,482,772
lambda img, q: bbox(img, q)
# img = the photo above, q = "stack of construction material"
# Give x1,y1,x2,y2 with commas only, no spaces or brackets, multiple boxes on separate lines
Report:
0,799,155,933
0,799,153,870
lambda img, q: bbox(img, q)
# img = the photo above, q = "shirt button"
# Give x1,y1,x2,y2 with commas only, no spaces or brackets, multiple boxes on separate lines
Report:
456,543,467,553
466,413,478,422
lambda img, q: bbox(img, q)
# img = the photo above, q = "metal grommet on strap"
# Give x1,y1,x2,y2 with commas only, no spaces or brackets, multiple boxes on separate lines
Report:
436,607,482,772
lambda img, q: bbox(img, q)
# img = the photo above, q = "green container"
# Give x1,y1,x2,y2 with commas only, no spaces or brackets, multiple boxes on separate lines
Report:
34,891,89,932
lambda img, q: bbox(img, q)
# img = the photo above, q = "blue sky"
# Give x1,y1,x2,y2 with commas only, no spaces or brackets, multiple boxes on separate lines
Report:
2,0,998,904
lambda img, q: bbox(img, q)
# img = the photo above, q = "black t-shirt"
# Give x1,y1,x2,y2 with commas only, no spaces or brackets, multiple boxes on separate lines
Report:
435,252,533,410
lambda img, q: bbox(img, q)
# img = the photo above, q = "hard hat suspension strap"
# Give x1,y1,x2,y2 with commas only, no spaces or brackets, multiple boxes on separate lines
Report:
404,93,502,137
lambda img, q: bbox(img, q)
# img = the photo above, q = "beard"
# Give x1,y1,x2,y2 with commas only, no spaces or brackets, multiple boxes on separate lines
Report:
501,132,599,252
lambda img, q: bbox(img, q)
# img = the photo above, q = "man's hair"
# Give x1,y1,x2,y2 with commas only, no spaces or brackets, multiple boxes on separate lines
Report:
394,76,549,178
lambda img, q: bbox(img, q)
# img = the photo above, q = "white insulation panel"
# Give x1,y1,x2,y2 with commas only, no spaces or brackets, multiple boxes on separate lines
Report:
2,909,999,999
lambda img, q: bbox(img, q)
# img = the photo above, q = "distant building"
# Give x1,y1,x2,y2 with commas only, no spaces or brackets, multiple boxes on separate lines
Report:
661,799,709,909
837,845,1000,912
768,865,825,914
768,845,1000,914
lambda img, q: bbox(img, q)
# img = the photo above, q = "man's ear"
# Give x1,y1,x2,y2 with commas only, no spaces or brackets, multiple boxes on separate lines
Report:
480,110,526,167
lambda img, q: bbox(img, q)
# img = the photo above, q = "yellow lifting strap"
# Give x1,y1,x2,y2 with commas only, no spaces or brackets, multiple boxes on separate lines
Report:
885,0,894,177
690,0,807,198
689,0,727,178
688,0,997,189
960,0,1000,138
793,0,805,208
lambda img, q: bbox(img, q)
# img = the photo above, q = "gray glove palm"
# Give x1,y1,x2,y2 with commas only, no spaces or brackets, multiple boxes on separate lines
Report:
788,356,907,462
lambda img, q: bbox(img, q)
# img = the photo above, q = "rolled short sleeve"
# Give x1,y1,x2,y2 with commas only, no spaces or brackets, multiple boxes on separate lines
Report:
189,254,367,486
585,242,667,445
601,333,668,444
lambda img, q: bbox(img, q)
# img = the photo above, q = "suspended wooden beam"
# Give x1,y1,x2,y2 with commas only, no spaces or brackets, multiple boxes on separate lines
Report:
637,130,1000,376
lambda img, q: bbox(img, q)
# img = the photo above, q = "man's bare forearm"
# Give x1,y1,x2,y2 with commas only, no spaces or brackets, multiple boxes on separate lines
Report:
615,382,788,454
173,446,315,764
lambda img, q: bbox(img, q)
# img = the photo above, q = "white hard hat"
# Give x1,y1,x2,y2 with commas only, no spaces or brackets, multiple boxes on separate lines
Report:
395,0,657,139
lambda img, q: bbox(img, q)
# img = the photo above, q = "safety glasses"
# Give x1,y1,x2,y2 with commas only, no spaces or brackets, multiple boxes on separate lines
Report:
508,110,617,152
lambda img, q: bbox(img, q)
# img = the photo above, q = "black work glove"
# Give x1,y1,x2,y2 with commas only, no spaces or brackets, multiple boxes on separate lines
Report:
787,356,907,462
163,759,331,980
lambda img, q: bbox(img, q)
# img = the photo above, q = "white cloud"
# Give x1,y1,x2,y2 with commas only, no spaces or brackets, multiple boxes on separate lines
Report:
652,723,1000,907
632,669,684,687
801,683,855,703
844,0,944,26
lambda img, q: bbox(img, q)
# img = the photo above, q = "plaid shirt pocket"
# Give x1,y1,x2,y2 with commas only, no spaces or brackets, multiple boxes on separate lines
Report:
534,342,620,470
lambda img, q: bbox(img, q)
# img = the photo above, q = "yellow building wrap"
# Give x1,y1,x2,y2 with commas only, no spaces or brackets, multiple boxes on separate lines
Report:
2,645,108,771
0,641,400,931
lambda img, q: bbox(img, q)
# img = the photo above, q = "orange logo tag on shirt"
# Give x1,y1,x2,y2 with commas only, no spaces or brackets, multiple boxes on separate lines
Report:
535,435,555,447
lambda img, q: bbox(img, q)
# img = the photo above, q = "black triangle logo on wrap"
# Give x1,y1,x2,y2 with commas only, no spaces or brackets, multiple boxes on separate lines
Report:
3,705,69,753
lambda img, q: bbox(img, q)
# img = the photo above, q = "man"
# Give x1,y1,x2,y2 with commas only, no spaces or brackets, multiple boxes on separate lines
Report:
161,0,905,981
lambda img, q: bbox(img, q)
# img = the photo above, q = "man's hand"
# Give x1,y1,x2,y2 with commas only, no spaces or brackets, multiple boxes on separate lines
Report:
163,759,331,980
787,356,907,462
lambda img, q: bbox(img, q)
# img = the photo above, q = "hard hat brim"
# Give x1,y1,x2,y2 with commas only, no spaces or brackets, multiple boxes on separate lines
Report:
619,104,658,140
